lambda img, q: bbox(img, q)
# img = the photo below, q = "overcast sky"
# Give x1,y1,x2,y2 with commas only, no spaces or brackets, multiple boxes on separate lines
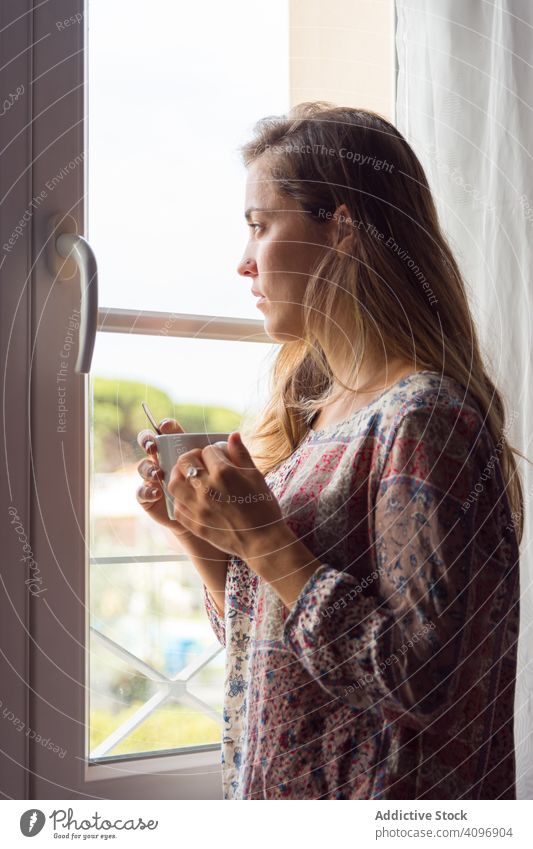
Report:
88,0,289,413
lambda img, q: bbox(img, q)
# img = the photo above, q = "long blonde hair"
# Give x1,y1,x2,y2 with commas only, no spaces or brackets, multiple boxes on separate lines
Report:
240,102,527,542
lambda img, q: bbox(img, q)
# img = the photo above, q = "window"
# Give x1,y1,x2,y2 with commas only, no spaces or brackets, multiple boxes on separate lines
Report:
86,0,286,771
88,334,275,762
88,0,290,317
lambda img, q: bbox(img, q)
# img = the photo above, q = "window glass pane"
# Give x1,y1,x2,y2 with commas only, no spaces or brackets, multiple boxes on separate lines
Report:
87,0,289,317
90,562,224,758
89,330,274,756
91,699,222,758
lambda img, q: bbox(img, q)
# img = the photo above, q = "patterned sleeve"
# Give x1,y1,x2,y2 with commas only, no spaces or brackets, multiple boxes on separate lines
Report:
203,584,226,647
282,402,504,730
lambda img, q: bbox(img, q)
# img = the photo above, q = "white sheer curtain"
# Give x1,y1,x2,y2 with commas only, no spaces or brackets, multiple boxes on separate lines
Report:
395,0,533,799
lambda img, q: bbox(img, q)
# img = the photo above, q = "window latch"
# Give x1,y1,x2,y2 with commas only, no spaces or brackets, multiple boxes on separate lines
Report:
51,216,99,374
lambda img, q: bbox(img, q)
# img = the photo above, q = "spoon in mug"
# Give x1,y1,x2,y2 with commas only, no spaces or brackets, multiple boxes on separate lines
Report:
141,401,162,435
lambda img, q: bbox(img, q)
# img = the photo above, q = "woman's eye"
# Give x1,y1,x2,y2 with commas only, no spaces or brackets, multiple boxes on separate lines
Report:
247,222,263,233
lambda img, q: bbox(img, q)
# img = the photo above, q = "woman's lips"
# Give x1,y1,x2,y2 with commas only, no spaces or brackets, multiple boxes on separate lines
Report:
251,289,267,307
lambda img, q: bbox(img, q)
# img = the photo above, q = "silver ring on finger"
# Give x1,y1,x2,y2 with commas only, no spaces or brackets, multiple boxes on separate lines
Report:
186,465,202,480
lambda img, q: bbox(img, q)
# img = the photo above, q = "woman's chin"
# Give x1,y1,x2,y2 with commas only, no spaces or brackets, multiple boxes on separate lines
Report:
261,318,302,344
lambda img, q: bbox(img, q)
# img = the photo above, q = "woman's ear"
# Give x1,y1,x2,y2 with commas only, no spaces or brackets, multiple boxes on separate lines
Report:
332,203,356,254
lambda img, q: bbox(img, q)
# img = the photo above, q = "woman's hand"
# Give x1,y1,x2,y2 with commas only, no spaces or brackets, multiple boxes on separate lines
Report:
167,431,287,561
136,418,208,543
136,418,231,616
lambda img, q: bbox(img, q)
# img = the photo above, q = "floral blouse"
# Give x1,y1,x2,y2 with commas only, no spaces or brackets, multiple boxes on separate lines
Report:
203,370,520,799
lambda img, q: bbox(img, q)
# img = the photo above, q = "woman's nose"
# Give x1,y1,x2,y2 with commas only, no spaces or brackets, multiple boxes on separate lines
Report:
237,256,258,277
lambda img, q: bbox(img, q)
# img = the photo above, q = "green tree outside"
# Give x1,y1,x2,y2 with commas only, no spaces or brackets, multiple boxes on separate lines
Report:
91,377,243,472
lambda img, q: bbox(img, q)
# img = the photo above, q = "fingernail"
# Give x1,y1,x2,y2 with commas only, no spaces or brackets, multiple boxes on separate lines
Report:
150,487,159,497
145,440,155,451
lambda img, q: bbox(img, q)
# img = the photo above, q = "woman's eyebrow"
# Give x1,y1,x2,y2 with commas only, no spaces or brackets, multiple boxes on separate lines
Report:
244,206,274,221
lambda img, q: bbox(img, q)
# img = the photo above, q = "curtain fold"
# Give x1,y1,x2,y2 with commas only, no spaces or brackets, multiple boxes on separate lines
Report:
395,0,533,800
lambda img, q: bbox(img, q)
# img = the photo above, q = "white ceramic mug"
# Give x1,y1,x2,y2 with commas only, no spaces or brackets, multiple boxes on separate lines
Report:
155,432,231,520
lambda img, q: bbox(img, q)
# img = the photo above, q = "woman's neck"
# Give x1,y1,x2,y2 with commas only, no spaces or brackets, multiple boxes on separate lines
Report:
311,355,419,430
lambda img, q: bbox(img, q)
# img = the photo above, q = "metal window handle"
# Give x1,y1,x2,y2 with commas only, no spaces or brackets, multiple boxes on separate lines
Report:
56,232,98,374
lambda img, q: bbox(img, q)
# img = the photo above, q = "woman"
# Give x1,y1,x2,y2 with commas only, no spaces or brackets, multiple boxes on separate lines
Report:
136,103,523,800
